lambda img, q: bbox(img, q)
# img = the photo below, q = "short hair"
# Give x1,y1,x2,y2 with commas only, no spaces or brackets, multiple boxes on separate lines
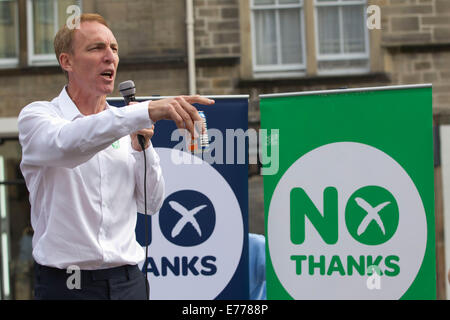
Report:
54,13,109,78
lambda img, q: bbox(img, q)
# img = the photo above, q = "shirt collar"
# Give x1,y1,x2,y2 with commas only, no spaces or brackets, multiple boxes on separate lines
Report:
58,86,110,121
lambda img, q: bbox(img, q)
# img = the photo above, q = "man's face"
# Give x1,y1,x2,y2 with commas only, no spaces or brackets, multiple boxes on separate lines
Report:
67,21,119,96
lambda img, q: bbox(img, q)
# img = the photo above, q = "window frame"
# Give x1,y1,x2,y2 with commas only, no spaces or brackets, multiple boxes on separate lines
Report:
250,0,307,78
242,0,378,79
314,0,370,76
0,0,20,68
26,0,82,66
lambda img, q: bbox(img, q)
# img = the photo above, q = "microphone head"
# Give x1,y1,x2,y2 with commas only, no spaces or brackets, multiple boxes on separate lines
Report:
118,80,136,97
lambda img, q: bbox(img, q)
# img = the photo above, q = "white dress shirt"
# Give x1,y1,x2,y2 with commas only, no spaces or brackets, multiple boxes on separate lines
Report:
18,87,165,270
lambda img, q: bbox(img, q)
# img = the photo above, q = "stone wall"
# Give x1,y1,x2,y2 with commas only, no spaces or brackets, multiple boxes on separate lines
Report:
380,0,450,115
89,0,187,58
382,0,450,46
194,0,240,58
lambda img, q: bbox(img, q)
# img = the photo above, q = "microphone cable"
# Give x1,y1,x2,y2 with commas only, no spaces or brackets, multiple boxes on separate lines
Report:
138,136,150,301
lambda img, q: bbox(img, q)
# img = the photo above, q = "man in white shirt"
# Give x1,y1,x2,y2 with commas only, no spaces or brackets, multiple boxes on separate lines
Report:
18,13,214,300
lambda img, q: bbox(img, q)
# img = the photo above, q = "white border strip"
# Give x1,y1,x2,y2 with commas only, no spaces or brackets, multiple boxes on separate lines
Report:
0,156,10,298
259,84,432,98
439,125,450,300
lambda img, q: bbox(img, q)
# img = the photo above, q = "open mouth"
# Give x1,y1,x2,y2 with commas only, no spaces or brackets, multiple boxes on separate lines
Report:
100,70,114,80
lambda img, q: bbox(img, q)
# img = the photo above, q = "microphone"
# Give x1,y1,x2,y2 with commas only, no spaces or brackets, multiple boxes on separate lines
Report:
119,80,146,149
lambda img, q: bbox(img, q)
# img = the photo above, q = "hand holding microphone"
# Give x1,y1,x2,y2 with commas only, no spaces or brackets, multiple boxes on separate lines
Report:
130,122,154,151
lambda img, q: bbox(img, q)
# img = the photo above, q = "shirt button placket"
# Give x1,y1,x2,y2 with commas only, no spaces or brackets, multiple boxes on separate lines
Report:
99,153,108,261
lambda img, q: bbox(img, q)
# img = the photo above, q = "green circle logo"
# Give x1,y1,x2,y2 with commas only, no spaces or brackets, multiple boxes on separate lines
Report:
345,186,399,245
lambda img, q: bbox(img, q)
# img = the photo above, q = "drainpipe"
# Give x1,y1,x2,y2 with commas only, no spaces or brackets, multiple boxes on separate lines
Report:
186,0,196,95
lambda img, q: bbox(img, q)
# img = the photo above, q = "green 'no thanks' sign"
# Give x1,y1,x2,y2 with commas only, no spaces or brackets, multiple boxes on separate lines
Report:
260,85,435,300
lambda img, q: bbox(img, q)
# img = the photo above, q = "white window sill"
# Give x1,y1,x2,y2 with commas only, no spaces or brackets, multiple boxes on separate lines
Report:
252,70,307,79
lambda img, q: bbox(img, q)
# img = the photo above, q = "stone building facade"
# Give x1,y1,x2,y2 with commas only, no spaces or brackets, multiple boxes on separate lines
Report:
0,1,449,115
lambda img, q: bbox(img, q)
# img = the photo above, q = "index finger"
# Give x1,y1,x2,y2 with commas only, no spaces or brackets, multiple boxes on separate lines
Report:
183,95,215,106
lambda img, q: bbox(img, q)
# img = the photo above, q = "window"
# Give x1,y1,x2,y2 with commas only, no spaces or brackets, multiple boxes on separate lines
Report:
315,0,369,75
27,0,82,66
247,0,370,77
0,0,19,68
251,0,306,77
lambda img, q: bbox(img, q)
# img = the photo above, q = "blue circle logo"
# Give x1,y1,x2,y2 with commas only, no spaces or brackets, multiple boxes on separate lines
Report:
159,190,216,247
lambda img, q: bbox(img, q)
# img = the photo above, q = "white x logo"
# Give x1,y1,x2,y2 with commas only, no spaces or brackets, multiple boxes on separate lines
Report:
169,201,207,238
355,197,390,236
